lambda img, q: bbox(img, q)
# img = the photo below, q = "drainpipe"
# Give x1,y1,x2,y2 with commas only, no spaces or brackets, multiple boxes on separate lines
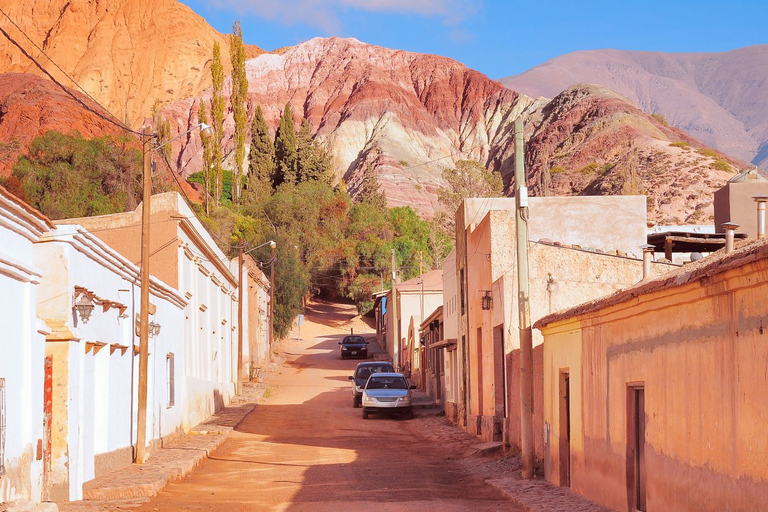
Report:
723,222,739,253
640,244,655,279
754,196,768,239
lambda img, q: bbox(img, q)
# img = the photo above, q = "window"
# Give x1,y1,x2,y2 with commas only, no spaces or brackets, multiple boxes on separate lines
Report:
0,378,5,475
166,353,175,407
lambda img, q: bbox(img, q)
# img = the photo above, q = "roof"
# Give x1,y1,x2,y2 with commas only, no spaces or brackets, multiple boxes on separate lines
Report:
0,185,55,231
727,168,768,183
535,237,768,329
397,269,443,292
420,305,443,329
647,231,747,253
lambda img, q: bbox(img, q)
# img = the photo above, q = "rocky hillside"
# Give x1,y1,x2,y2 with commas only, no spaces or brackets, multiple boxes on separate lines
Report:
0,73,128,174
501,46,768,169
161,37,742,223
0,0,263,127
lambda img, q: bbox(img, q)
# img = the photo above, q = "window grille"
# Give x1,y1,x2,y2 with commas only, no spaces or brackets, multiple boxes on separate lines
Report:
166,354,175,407
0,378,5,476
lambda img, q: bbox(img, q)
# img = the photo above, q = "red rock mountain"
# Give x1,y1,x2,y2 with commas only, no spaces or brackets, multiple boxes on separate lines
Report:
162,37,742,224
0,0,263,128
501,46,768,169
0,73,128,174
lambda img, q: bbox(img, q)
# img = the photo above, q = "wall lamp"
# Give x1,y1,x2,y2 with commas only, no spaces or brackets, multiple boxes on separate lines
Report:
74,292,95,323
481,290,492,311
149,321,162,337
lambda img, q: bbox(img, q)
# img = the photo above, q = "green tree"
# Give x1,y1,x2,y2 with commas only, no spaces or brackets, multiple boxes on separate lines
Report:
210,40,226,206
198,101,214,213
355,163,387,209
246,105,274,198
9,131,142,219
273,103,297,187
296,118,333,184
151,100,172,160
229,21,248,205
437,160,504,233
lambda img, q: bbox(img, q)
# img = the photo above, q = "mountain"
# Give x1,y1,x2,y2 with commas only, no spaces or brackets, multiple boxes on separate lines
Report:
0,73,128,174
501,46,768,168
161,37,742,224
0,0,264,128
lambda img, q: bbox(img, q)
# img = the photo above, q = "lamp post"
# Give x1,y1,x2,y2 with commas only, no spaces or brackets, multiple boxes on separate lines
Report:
237,239,276,392
135,122,210,465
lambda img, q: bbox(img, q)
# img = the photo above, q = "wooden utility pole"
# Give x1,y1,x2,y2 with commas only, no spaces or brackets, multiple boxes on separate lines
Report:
391,248,399,370
419,251,424,320
237,239,244,394
136,132,152,464
269,243,275,361
515,118,535,479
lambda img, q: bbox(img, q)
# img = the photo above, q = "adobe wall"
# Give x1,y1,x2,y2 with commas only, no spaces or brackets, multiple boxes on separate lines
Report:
542,255,768,511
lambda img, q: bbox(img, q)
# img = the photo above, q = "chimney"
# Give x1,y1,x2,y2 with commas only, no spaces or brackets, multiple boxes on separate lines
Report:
640,244,655,278
723,222,739,253
754,196,768,239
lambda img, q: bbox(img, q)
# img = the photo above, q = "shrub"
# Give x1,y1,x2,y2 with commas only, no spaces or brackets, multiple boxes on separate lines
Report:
652,113,669,125
670,141,689,149
697,148,718,158
579,163,600,175
550,166,567,175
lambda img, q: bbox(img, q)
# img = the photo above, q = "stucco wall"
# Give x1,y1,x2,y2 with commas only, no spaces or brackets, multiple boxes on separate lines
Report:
541,250,768,512
0,190,50,504
34,226,186,501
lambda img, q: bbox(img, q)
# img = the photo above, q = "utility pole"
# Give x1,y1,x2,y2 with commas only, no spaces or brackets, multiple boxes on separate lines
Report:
515,118,535,479
236,239,244,394
419,251,424,321
136,132,152,464
390,248,399,370
269,242,276,361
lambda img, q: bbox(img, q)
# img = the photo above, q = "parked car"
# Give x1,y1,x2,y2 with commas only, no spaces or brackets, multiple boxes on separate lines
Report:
361,372,415,419
339,335,369,359
348,361,395,408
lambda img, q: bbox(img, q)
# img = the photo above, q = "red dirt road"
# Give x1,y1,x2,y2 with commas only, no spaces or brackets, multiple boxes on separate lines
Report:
132,300,524,511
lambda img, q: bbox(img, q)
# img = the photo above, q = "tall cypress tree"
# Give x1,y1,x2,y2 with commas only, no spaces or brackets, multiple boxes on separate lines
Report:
198,101,213,213
230,21,248,204
210,40,225,206
273,103,297,187
247,105,274,189
296,117,333,184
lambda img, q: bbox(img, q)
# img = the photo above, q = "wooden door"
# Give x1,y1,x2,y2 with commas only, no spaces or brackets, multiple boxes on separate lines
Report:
558,371,571,487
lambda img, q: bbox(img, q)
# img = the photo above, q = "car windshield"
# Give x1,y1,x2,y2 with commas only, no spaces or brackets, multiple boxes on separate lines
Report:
366,377,408,390
356,366,392,379
343,336,365,345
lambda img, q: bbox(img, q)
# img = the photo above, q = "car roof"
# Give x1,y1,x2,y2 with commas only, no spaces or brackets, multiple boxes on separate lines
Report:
355,361,393,368
367,372,406,378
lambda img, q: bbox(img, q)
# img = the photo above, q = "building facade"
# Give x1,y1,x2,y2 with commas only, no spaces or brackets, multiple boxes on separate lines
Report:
536,239,768,512
0,187,53,505
34,225,186,501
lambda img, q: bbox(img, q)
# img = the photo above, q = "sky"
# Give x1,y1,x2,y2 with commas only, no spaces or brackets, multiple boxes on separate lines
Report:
179,0,766,79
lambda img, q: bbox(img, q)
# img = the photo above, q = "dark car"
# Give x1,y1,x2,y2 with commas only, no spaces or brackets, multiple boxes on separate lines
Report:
339,335,369,359
348,361,395,407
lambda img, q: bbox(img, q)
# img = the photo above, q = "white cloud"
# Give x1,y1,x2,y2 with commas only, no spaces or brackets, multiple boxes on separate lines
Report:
208,0,477,33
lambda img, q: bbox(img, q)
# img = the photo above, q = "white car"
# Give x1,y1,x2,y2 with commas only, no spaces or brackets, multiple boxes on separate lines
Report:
361,372,415,419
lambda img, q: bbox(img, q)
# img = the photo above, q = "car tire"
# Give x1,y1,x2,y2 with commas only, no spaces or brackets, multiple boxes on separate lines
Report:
362,410,369,419
353,396,360,408
405,409,414,420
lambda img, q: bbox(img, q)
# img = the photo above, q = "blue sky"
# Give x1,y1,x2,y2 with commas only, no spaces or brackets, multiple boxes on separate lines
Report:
179,0,766,79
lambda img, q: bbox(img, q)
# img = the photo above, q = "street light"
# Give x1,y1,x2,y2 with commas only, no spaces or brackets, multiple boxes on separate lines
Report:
136,122,210,465
237,239,276,394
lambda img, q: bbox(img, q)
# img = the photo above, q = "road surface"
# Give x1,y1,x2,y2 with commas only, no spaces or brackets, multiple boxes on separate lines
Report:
131,300,523,511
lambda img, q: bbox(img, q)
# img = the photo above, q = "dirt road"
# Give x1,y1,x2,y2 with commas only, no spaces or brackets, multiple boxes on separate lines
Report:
132,300,524,511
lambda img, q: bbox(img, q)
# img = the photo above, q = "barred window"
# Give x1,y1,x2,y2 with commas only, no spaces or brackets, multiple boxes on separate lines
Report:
166,354,175,407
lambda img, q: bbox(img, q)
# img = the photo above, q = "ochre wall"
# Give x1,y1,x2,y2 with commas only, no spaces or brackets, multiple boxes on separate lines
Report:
542,257,768,511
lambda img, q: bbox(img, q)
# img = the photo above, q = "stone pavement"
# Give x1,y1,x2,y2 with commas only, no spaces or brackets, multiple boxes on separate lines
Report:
486,475,612,512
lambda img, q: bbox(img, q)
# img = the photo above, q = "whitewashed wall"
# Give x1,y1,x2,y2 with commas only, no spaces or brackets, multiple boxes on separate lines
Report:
0,190,50,504
34,226,186,500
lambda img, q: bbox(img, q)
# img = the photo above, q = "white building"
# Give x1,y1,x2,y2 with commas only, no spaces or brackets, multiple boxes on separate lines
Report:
57,192,240,431
34,225,186,501
0,186,53,505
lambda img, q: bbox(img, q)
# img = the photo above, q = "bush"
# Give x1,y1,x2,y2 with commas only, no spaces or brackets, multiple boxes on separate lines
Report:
670,141,689,149
652,113,669,125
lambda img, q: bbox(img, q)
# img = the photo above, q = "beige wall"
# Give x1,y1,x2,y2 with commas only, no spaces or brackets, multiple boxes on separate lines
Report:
456,199,674,449
541,249,768,512
714,181,768,237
